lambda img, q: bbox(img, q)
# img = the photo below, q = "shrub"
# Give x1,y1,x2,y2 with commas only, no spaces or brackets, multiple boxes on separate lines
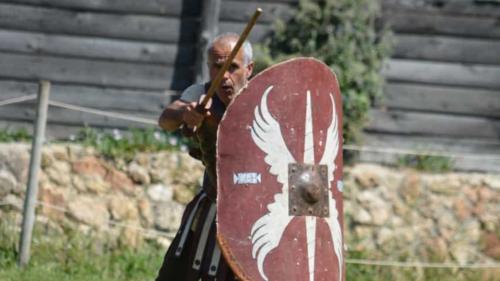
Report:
75,127,189,161
254,0,392,143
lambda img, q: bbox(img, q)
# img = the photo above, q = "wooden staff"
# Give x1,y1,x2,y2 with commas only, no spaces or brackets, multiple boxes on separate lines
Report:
182,8,262,137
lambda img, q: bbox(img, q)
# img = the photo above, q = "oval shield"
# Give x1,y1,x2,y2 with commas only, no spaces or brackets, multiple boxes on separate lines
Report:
217,58,344,281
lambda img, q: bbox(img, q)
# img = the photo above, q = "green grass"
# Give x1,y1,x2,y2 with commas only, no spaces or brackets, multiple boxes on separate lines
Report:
0,216,164,281
0,215,495,281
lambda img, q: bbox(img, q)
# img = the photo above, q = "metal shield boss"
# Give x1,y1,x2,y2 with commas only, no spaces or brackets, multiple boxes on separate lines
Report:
217,58,344,281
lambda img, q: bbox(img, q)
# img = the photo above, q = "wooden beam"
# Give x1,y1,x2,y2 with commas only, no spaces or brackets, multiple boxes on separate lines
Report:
358,132,500,172
383,10,500,39
393,34,500,65
0,104,157,129
0,80,180,113
383,59,500,90
194,0,221,83
366,109,500,139
218,22,271,43
383,82,500,118
0,0,200,17
0,52,192,90
220,1,293,24
0,3,198,43
0,29,195,65
382,0,500,17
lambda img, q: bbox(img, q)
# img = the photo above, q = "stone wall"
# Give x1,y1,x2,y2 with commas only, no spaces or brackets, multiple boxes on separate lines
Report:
0,143,498,264
0,143,204,248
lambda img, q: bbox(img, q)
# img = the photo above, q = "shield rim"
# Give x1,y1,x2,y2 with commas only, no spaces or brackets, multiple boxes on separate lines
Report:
216,57,343,281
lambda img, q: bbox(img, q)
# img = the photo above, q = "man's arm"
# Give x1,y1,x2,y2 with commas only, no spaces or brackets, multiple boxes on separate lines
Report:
158,99,208,132
158,100,189,132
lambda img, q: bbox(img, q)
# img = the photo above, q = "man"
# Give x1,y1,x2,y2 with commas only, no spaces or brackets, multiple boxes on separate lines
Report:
156,33,254,281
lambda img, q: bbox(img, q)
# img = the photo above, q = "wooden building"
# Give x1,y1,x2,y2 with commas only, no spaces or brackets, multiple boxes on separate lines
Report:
0,0,499,171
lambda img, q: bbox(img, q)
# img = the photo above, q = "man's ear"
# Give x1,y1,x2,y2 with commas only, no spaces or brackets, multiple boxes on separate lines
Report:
246,61,254,78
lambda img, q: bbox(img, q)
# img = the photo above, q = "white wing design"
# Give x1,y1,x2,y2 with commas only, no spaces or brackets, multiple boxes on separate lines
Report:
319,94,343,281
249,85,295,281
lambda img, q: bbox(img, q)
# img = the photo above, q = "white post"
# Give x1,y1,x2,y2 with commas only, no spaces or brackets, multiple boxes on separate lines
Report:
18,80,51,267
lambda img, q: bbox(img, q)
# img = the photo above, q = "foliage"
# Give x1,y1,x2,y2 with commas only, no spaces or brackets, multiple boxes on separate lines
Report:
74,127,189,160
398,154,454,172
254,0,393,143
0,128,32,142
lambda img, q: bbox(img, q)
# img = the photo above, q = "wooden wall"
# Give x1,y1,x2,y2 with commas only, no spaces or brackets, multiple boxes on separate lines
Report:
0,0,201,137
0,0,294,138
360,0,500,172
0,0,499,171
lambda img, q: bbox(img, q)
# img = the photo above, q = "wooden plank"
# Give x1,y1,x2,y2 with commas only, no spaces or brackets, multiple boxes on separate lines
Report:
0,52,192,90
0,29,195,65
394,34,500,65
366,109,500,139
382,0,500,17
0,3,198,43
0,80,180,113
218,22,272,43
383,59,500,90
0,104,157,129
228,0,298,3
0,0,200,16
357,133,500,173
220,1,294,24
383,82,500,118
382,10,500,39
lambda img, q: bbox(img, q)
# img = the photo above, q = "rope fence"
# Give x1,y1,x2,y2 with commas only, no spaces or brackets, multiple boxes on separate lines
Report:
48,100,157,125
0,94,37,107
1,199,499,270
1,94,499,162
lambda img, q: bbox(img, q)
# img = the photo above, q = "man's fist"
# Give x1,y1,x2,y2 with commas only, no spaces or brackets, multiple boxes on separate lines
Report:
182,102,211,130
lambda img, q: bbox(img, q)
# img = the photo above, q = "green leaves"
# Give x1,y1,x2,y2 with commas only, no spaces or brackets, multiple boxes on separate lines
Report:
256,0,392,144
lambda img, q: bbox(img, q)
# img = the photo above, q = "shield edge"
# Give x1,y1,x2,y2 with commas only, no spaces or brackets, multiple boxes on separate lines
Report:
216,57,343,281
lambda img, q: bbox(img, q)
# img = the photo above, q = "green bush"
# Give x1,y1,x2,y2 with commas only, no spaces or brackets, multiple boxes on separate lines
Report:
255,0,392,143
0,128,31,142
398,154,454,173
75,127,190,161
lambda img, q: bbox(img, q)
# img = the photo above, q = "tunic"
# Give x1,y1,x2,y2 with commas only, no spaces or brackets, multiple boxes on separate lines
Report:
155,84,237,281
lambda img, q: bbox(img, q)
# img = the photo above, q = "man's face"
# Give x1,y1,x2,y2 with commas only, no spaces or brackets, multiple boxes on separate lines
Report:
208,39,253,106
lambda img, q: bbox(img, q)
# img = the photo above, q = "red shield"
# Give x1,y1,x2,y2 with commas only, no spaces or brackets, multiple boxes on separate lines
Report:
217,58,344,281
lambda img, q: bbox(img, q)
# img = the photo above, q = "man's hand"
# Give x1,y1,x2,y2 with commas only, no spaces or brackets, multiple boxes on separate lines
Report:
182,102,211,130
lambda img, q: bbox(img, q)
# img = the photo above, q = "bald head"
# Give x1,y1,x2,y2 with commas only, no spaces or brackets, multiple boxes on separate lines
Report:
207,33,253,65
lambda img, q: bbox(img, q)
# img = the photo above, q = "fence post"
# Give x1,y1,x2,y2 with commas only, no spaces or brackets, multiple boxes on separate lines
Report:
18,80,51,267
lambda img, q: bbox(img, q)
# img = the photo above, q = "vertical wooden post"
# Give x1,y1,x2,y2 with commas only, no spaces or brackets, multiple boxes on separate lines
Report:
18,80,51,267
194,0,221,83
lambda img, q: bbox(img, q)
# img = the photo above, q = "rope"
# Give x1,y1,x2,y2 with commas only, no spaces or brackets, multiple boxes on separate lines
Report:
0,94,37,107
3,94,497,163
343,144,500,161
346,258,500,269
48,100,157,125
